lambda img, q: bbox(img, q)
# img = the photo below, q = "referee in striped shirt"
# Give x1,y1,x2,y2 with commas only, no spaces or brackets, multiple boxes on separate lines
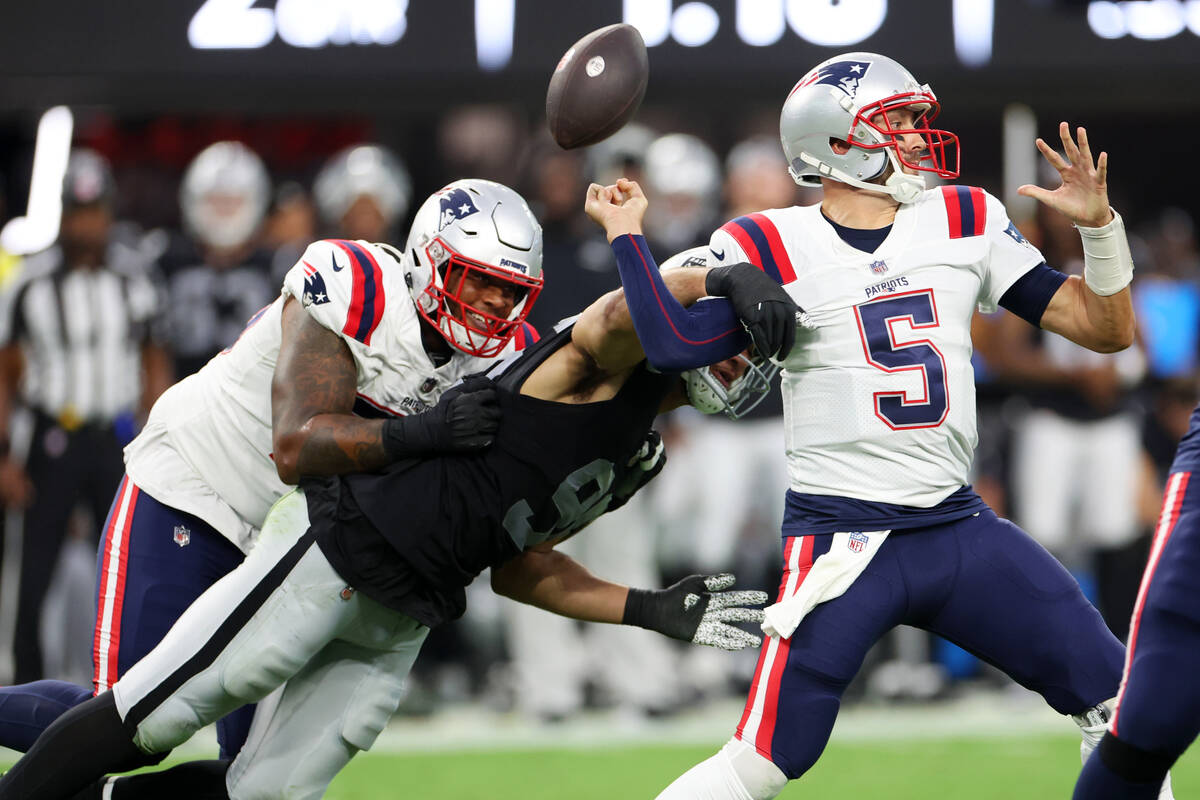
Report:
0,148,171,683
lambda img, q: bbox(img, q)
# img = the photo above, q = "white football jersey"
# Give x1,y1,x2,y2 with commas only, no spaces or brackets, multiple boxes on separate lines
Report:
124,239,528,552
708,186,1044,507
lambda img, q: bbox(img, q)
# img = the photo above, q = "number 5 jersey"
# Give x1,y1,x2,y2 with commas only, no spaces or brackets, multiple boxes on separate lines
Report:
707,186,1052,527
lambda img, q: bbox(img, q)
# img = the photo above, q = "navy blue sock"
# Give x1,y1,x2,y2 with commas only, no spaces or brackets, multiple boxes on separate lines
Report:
0,680,91,752
1074,734,1170,800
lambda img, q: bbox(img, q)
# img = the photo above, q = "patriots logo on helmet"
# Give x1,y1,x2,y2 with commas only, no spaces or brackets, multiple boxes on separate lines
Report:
499,257,528,274
795,60,873,98
438,188,480,231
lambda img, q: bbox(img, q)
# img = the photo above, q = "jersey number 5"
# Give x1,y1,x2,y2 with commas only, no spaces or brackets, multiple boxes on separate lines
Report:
854,289,949,430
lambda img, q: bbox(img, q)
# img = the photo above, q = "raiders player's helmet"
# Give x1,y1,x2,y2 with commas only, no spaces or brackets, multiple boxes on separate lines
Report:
404,179,544,358
180,141,271,250
313,144,412,235
661,247,778,419
780,52,958,204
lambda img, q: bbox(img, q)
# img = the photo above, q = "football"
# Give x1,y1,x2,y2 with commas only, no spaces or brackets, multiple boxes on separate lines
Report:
545,23,649,150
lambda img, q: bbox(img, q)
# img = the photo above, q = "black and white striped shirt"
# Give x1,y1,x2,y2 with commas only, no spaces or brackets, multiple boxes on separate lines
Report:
0,241,164,424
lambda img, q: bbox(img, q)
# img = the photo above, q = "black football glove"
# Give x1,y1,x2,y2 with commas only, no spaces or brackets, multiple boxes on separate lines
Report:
382,375,501,459
623,573,768,651
607,430,667,514
705,262,800,361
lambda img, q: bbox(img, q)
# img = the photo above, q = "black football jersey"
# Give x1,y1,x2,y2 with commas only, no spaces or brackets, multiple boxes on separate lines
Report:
306,320,678,628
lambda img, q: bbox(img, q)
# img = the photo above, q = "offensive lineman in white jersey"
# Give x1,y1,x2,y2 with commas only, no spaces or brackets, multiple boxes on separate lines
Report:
0,179,545,761
655,52,1169,799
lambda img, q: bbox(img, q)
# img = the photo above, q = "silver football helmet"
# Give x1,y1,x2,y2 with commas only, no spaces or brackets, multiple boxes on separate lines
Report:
779,52,958,204
660,247,778,419
643,133,722,252
405,179,544,358
180,141,270,249
313,144,412,234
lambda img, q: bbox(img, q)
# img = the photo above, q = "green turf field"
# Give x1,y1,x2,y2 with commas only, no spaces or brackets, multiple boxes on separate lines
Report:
5,732,1197,797
316,736,1200,799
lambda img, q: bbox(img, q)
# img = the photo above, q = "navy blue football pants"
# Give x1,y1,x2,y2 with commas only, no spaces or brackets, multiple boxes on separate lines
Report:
1075,470,1200,799
736,508,1125,780
0,476,251,757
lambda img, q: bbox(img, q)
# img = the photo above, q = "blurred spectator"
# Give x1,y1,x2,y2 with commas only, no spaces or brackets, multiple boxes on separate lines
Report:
263,181,318,284
642,133,722,254
0,148,169,682
1132,208,1200,382
313,143,413,242
162,141,277,377
437,106,523,187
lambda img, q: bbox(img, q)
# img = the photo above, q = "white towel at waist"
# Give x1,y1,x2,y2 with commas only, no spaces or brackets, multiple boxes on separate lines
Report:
761,530,890,640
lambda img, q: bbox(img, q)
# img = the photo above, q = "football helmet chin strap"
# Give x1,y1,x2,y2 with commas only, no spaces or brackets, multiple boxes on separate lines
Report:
791,147,925,204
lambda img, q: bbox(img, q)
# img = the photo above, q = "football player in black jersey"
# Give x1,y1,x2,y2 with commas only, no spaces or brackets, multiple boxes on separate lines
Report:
0,179,799,800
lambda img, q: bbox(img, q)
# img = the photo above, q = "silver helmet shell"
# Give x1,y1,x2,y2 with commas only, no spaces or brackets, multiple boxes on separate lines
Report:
404,179,544,358
313,144,412,231
661,247,778,419
779,52,958,204
180,141,270,250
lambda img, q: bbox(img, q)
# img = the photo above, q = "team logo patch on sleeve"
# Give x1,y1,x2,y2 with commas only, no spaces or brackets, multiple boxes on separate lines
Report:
438,187,480,230
301,262,330,306
1003,220,1033,247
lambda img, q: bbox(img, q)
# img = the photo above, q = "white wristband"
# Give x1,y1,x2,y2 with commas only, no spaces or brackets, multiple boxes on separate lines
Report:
1076,209,1134,296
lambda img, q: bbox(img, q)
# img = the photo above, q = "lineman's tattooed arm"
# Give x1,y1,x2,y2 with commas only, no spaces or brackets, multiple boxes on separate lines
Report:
271,297,390,484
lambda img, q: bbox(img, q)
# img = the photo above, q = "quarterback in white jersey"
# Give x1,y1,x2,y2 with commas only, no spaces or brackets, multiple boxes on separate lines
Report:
656,52,1167,800
0,179,546,762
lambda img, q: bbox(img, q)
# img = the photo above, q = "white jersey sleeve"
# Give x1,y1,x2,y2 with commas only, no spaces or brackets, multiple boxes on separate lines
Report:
281,239,392,347
976,190,1046,313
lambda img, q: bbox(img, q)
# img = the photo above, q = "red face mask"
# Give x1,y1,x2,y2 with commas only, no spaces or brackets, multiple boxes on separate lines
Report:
417,236,544,358
849,93,960,180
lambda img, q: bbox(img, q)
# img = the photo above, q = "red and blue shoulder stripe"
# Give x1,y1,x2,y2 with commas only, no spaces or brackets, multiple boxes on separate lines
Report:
330,239,386,346
940,185,987,239
718,213,797,286
513,322,539,350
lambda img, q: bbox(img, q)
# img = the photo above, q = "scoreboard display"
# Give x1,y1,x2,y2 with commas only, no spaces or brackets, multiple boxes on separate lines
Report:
0,0,1197,113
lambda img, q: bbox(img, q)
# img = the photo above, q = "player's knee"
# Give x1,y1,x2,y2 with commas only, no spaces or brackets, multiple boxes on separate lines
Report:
1098,732,1176,785
721,738,789,799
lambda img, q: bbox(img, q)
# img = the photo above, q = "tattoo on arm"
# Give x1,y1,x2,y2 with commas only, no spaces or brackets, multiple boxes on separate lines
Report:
271,300,390,482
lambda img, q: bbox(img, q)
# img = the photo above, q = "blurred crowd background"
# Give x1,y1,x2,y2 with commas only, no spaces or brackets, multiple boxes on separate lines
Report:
0,0,1198,728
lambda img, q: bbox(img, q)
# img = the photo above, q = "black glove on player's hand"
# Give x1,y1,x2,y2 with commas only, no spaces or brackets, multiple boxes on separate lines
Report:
382,375,500,459
623,573,768,651
705,262,800,361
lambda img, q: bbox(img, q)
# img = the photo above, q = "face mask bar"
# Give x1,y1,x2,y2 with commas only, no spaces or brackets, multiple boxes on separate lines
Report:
690,352,780,419
849,92,960,180
419,236,544,358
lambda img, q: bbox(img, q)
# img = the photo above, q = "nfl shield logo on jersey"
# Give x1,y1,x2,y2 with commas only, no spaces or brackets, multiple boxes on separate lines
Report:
173,525,191,547
848,531,869,553
869,259,889,275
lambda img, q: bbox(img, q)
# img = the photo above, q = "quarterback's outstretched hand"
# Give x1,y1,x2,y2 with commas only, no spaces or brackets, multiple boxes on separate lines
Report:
1017,122,1113,228
585,178,649,242
382,375,500,459
705,262,799,361
623,573,768,651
